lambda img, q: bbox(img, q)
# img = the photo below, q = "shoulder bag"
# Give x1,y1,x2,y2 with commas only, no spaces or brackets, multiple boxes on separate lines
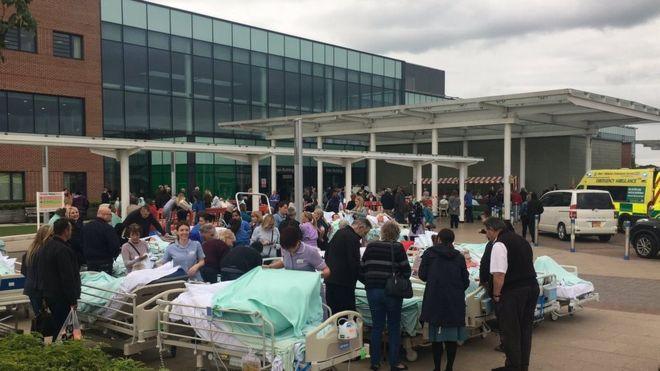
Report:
384,242,413,299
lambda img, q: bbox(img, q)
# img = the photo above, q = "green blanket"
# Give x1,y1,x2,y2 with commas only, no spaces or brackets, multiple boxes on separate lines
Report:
534,256,588,286
212,267,323,338
79,271,122,313
355,282,423,336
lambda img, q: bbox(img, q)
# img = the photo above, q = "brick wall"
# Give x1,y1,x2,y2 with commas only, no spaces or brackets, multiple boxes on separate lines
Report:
0,0,104,202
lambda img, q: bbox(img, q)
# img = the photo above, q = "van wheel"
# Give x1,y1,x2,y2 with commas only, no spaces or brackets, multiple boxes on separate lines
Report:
557,223,569,241
598,235,612,242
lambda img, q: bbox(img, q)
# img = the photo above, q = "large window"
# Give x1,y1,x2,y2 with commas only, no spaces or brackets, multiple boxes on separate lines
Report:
63,172,86,196
53,32,83,59
123,44,148,92
0,172,24,202
148,48,171,94
4,27,36,53
102,40,123,89
1,90,85,136
193,56,213,99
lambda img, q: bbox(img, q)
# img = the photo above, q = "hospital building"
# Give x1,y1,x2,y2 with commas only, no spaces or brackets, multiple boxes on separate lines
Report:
0,0,636,206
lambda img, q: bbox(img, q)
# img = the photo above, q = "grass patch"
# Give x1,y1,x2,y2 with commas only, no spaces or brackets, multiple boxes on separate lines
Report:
0,225,36,237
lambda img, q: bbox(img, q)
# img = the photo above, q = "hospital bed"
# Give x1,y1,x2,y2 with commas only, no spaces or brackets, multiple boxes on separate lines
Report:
550,265,600,320
534,273,561,323
0,259,31,335
156,282,367,371
78,266,186,355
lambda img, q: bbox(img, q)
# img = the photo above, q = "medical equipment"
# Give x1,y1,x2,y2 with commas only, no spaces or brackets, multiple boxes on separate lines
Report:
78,272,186,355
0,260,31,334
156,295,367,371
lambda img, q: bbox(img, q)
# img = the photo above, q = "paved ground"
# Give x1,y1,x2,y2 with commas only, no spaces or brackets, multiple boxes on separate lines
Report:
4,219,660,370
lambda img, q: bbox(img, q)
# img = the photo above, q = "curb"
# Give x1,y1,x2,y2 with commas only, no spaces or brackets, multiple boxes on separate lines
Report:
0,234,35,242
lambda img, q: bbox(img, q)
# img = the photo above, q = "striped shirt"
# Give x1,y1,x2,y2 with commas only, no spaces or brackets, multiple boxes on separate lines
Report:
360,241,411,289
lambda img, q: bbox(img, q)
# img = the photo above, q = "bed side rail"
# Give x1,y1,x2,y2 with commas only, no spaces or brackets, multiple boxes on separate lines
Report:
133,287,187,342
78,283,137,331
156,298,277,367
560,265,579,277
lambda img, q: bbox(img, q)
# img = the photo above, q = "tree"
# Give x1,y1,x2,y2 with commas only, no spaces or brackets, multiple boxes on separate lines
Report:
0,0,36,62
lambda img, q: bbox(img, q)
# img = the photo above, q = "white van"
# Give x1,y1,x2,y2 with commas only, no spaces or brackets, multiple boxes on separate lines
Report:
538,190,617,242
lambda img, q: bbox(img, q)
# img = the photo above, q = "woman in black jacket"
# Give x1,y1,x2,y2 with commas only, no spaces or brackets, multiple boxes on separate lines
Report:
419,228,469,371
21,225,53,314
360,221,411,371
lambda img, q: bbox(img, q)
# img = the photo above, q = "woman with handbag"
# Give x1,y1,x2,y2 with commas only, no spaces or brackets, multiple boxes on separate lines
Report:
250,214,280,258
418,228,470,371
21,225,53,314
360,221,411,371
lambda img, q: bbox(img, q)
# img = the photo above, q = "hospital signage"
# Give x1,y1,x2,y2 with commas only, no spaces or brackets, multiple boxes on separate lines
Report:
37,192,65,212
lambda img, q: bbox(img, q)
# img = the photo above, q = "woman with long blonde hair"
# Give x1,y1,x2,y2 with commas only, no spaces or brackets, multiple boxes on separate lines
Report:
21,225,53,313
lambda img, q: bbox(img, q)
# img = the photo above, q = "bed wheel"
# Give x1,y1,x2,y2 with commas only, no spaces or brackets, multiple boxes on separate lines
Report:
481,331,488,339
551,312,559,321
457,340,464,346
405,349,418,362
169,346,177,358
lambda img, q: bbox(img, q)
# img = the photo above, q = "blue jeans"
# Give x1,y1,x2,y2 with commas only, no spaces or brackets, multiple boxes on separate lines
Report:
366,288,403,367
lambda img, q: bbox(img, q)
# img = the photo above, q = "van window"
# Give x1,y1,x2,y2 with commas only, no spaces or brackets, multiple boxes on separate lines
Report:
577,193,614,210
540,194,555,207
558,192,572,207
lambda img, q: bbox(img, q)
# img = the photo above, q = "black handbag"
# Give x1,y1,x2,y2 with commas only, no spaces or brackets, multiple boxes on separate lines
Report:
384,242,413,299
31,300,54,337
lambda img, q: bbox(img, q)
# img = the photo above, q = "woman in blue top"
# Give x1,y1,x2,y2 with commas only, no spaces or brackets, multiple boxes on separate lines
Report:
159,221,205,280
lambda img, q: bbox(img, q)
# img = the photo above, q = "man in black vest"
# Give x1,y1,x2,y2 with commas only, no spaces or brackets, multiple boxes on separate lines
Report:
485,217,539,371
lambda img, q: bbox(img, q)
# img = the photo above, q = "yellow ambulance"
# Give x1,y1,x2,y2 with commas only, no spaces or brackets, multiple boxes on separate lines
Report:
577,168,660,227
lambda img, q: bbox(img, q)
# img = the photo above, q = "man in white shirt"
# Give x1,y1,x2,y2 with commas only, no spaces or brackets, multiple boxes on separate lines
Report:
486,217,539,371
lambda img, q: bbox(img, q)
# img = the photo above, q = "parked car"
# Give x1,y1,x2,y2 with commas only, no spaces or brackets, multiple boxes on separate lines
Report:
538,190,617,241
629,218,660,258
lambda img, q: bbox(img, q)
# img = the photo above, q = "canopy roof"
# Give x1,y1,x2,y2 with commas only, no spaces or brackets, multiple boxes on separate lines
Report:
639,140,660,151
0,132,482,167
217,89,660,144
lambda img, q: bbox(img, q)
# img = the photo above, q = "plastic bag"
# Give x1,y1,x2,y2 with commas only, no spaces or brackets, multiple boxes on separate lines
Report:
241,349,261,371
57,307,82,341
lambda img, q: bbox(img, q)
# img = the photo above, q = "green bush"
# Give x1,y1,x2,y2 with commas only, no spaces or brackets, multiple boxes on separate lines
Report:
0,333,150,371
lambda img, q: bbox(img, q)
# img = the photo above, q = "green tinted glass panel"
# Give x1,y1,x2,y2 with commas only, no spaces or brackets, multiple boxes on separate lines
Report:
251,28,267,52
122,0,146,28
232,24,250,49
213,20,231,45
384,59,395,77
268,32,284,56
284,36,299,59
300,39,313,61
360,53,372,73
395,61,402,79
192,15,212,41
324,45,333,65
170,10,192,37
373,56,384,75
101,0,122,24
147,4,170,33
313,42,324,63
334,47,347,68
347,50,359,70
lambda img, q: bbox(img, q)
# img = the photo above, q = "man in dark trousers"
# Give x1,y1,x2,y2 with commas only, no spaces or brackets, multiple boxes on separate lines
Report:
36,218,81,338
485,217,539,371
83,205,120,274
324,218,372,314
121,205,166,238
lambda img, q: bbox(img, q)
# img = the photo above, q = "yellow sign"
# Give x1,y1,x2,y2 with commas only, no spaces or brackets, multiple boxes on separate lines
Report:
37,192,65,212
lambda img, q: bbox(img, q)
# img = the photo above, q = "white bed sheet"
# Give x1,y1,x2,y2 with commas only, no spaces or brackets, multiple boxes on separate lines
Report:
556,282,594,300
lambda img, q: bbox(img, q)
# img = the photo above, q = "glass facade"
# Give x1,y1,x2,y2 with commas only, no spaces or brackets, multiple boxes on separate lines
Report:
100,0,406,195
405,91,447,105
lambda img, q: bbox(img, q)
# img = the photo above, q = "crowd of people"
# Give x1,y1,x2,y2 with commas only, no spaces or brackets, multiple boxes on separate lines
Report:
21,181,546,370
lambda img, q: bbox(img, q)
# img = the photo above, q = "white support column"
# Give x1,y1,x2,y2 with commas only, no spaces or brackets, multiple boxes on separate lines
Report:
411,143,418,184
503,123,512,221
170,152,176,191
519,137,526,189
431,129,438,214
119,150,130,219
41,146,49,221
368,133,377,194
463,139,469,157
344,159,352,204
415,162,423,201
293,119,304,219
270,140,277,195
250,155,260,212
317,137,324,207
585,135,592,172
459,164,466,222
